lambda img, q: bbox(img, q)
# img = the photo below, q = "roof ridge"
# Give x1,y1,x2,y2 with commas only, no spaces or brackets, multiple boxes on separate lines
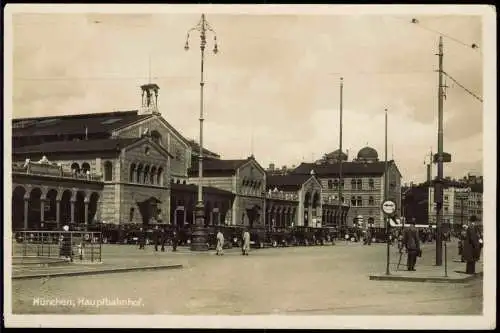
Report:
13,110,139,122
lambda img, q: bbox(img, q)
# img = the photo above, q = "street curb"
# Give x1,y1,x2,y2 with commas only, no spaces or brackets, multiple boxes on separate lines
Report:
12,264,183,280
368,271,483,283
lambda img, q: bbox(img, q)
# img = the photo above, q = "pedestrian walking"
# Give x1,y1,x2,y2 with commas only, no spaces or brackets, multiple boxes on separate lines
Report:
160,228,166,252
153,226,160,252
172,229,178,252
216,229,224,256
138,227,145,250
242,229,251,255
403,220,421,271
462,223,481,274
59,225,73,261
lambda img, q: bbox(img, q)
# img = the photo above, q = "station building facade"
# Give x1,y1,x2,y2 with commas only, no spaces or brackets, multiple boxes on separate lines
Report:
11,83,345,232
291,147,402,228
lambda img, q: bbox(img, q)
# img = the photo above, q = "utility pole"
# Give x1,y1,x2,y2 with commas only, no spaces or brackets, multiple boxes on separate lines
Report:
435,36,444,266
338,77,344,229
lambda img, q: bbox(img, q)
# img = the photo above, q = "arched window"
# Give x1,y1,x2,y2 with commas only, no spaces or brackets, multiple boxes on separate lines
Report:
71,162,80,175
81,162,91,174
339,179,344,189
356,179,362,190
327,180,333,189
369,178,375,189
104,161,113,181
150,166,157,184
136,164,143,184
351,179,356,190
333,179,339,189
157,167,164,186
129,163,136,182
143,165,150,184
351,196,357,206
368,196,375,206
357,196,363,206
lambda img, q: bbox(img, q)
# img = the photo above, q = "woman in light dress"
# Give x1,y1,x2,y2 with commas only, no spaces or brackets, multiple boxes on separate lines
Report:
216,229,224,256
242,229,251,255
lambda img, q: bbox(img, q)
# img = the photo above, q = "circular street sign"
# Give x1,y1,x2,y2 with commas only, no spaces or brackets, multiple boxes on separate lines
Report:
381,200,397,216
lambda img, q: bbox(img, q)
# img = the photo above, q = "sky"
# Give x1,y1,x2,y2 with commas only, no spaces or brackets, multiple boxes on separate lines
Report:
8,6,487,184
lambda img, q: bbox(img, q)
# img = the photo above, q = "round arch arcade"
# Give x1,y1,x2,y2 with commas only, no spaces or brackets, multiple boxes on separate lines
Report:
11,186,100,231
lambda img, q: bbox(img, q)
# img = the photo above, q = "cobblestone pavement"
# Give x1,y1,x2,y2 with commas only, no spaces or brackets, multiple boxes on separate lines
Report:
11,241,483,315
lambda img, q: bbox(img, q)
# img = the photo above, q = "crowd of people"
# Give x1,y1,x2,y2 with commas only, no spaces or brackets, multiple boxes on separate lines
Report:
55,220,483,273
136,226,178,252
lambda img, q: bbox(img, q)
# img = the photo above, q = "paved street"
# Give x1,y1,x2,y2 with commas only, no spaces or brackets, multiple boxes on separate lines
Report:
11,241,482,315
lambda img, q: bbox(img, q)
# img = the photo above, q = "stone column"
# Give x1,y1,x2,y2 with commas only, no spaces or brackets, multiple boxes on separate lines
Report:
70,199,76,224
84,198,89,229
23,195,29,230
56,200,61,229
40,196,46,225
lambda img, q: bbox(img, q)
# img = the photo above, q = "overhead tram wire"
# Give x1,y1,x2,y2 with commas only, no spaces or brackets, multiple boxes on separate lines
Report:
388,16,482,54
442,71,483,103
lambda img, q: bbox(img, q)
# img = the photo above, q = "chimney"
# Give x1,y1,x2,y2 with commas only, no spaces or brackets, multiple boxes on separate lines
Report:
269,163,275,171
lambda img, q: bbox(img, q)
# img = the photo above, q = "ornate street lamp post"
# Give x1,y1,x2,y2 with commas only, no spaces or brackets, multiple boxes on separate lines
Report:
184,14,219,251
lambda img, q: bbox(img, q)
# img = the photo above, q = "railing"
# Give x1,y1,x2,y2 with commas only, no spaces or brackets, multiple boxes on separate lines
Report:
12,163,103,181
265,192,299,201
13,231,102,263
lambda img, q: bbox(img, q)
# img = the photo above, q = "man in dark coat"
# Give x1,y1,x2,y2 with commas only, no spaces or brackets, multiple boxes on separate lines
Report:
462,223,480,274
138,227,146,250
403,220,421,271
172,229,178,252
160,228,167,252
153,226,160,252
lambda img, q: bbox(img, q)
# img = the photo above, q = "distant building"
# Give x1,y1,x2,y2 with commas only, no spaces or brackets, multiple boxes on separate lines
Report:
427,176,483,230
266,163,294,176
291,146,402,228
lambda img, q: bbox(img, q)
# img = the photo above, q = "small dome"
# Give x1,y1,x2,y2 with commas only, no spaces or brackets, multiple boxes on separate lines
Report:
325,149,348,161
357,146,378,161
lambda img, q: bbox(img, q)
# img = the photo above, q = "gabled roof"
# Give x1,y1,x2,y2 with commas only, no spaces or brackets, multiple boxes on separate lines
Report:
123,137,174,159
12,110,152,137
266,174,315,190
189,158,249,176
187,140,220,158
12,138,141,155
291,161,398,176
113,114,191,149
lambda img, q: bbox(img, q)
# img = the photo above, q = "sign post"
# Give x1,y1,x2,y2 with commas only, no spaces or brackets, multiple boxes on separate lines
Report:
381,199,397,275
